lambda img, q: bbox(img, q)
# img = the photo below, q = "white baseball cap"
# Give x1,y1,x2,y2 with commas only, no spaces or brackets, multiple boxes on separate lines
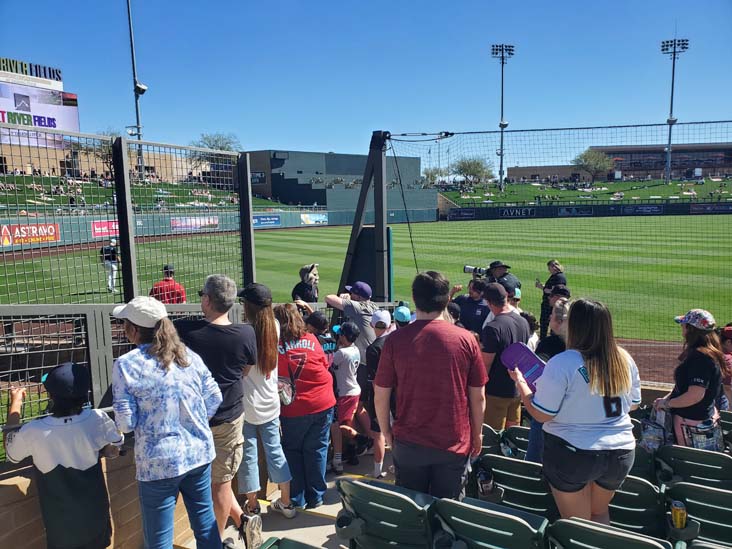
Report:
370,309,392,328
113,296,168,328
110,238,117,246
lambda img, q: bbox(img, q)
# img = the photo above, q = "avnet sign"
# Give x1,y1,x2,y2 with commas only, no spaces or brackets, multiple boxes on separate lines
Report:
499,207,536,218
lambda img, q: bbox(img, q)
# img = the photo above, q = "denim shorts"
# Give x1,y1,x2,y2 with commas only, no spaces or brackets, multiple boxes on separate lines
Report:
542,433,635,493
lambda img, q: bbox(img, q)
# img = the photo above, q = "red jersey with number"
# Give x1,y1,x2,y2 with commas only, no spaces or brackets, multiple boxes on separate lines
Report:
149,278,187,304
278,333,336,418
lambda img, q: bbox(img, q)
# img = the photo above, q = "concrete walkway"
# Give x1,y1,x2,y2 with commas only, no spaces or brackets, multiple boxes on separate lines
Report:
180,451,394,548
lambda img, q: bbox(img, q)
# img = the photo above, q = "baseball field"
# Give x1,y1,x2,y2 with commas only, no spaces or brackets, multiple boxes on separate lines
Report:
2,214,730,343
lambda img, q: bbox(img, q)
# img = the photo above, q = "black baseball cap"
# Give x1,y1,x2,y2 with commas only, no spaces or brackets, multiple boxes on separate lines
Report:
305,310,329,332
163,263,174,272
489,260,511,270
338,321,361,343
42,362,90,401
238,283,273,306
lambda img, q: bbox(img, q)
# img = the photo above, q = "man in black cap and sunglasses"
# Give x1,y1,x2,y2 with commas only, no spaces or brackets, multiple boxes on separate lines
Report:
487,260,522,297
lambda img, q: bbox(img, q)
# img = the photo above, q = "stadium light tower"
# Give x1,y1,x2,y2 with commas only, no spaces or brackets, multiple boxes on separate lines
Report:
126,0,147,178
491,44,514,192
660,38,689,185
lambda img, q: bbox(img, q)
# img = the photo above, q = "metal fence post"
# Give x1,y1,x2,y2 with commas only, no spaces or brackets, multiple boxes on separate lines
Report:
112,137,140,300
372,131,389,302
237,152,256,285
86,306,115,407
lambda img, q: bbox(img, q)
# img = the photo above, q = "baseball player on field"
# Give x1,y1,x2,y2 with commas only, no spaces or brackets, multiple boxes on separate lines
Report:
100,238,119,293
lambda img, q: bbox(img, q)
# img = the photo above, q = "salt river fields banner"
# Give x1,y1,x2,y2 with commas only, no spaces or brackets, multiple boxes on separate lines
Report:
0,81,79,148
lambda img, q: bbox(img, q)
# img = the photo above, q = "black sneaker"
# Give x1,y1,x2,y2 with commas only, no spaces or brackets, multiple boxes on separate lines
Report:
222,538,237,549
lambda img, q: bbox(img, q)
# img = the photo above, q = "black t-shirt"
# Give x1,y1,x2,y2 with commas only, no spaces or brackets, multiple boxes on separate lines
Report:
100,246,118,262
535,335,566,361
489,273,522,295
453,295,490,333
365,336,386,381
175,319,257,426
481,312,531,398
541,272,567,305
292,281,318,303
670,349,723,420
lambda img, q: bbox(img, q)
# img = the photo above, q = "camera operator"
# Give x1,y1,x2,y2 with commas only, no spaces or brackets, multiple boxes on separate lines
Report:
450,279,489,334
487,260,521,296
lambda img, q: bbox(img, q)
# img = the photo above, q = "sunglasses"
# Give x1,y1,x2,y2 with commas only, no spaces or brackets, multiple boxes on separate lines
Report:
198,290,205,297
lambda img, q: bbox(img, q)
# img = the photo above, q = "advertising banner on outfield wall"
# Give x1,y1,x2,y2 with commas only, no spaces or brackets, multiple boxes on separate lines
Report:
0,223,60,246
252,215,281,227
300,213,328,225
0,82,80,149
170,216,220,232
558,206,594,217
91,220,119,238
690,203,732,214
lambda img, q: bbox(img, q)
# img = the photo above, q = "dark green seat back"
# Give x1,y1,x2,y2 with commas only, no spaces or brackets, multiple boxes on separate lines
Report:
261,538,322,549
609,475,665,538
502,426,530,459
719,410,732,433
667,482,732,547
480,454,560,521
656,445,732,490
336,478,435,548
435,498,547,549
482,423,503,456
548,518,673,549
630,443,657,483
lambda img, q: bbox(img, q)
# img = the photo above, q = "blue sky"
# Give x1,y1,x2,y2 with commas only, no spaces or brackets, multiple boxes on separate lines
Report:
2,0,730,153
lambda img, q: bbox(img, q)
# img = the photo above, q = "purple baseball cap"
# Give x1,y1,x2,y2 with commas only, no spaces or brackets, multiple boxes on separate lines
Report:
345,281,372,300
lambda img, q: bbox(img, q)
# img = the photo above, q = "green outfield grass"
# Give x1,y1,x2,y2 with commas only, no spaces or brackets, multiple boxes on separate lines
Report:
442,178,732,206
2,215,730,342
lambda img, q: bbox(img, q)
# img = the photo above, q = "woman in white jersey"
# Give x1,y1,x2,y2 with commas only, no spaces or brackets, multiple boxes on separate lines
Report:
509,298,641,524
237,283,296,519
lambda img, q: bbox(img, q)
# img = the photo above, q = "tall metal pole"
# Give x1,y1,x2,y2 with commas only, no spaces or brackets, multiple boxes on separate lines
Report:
498,55,507,192
126,0,144,179
664,42,678,185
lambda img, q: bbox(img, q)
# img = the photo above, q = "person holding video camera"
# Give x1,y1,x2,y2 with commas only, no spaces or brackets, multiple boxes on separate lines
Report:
450,279,490,334
487,260,522,296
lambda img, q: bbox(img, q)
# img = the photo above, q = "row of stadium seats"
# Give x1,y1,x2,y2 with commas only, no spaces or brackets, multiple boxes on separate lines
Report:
335,475,732,548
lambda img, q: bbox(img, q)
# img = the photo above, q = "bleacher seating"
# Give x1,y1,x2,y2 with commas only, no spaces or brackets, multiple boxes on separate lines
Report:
261,538,321,549
501,425,530,459
609,475,666,538
547,518,675,549
656,445,732,490
481,423,503,456
667,482,732,547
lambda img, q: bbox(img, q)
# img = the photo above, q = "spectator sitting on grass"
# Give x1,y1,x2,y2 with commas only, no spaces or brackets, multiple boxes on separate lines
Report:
5,363,124,549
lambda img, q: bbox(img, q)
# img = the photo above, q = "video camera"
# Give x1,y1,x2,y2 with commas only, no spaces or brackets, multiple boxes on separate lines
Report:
463,265,489,278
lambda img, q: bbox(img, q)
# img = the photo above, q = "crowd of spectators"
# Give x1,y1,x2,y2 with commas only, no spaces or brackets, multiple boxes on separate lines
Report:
3,259,731,548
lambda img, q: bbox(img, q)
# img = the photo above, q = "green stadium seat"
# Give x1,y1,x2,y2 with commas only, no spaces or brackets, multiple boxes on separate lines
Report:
667,482,732,547
260,538,321,549
478,454,560,521
632,417,643,441
688,542,730,549
548,518,674,549
630,443,658,483
481,423,503,456
719,410,732,433
609,475,666,538
656,445,732,490
501,426,530,459
335,477,436,548
434,497,548,549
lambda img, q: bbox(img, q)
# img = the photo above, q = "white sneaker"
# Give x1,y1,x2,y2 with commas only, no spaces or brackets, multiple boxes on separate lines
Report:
332,460,344,474
270,498,297,519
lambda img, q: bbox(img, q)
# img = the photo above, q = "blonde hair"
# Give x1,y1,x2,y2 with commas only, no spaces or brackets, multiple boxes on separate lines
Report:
132,317,190,369
551,298,571,339
566,299,631,397
548,259,564,273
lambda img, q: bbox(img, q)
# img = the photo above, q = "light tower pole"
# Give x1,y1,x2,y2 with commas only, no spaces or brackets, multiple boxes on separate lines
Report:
491,44,514,192
660,38,689,185
126,0,148,179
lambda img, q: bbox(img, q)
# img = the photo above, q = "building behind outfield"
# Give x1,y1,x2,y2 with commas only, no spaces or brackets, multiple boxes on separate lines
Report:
507,142,732,182
247,149,436,211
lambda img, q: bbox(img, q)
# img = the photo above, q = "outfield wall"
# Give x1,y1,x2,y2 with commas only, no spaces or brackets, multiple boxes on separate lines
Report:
447,201,732,221
0,208,438,252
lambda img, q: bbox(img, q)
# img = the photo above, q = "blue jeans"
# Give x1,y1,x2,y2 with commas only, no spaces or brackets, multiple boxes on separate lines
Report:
238,417,293,494
138,463,221,549
526,418,544,463
280,407,334,508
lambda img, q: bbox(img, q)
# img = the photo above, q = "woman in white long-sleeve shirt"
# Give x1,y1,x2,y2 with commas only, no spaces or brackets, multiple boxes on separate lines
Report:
112,296,223,549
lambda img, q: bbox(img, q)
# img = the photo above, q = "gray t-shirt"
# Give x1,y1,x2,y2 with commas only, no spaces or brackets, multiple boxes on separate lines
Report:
342,298,377,362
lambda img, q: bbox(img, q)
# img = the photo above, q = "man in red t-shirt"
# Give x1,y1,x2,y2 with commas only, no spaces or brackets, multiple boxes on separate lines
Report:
149,264,187,304
374,271,487,499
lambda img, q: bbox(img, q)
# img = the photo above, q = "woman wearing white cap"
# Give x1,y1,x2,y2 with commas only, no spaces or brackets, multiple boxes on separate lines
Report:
112,296,223,549
654,309,726,449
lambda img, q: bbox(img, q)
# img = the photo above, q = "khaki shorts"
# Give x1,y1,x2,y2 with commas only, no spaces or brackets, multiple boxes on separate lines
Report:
484,395,521,430
210,412,245,483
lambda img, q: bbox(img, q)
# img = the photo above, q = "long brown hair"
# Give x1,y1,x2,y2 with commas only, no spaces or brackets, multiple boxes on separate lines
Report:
244,300,278,376
680,325,727,373
133,317,190,369
566,299,631,397
274,303,306,344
